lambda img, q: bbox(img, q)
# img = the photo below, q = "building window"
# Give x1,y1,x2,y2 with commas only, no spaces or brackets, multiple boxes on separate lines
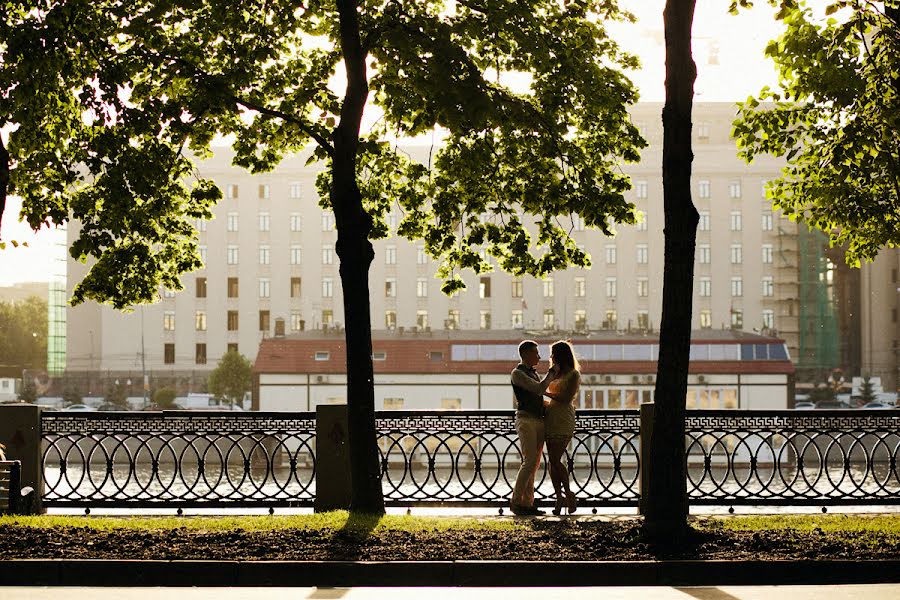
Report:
199,245,207,263
289,182,302,199
259,245,270,265
698,211,710,231
698,179,710,198
636,244,648,264
730,211,742,231
226,184,238,200
387,213,397,230
574,277,586,297
697,122,710,140
447,309,460,329
227,343,238,353
163,311,175,331
322,278,333,298
731,308,743,329
385,310,397,329
637,310,650,329
605,277,617,298
162,288,176,299
511,279,523,298
258,278,270,298
290,213,302,231
195,310,206,331
385,246,396,265
322,245,334,265
385,278,396,297
291,312,304,331
416,246,428,265
761,212,773,231
511,309,524,329
762,309,775,329
731,277,743,297
635,180,648,199
762,276,774,297
543,278,554,298
605,245,617,264
195,343,207,365
322,310,334,326
258,212,270,231
479,277,491,299
416,278,428,298
636,214,648,231
416,310,428,329
699,277,711,297
321,212,334,231
762,244,773,264
729,181,742,199
164,343,175,364
698,245,711,264
227,310,239,331
543,309,555,329
315,351,330,361
258,184,270,200
290,245,302,265
604,310,617,329
227,212,239,232
290,277,302,298
259,310,270,332
574,309,587,331
196,277,207,298
700,309,712,329
384,398,404,410
730,244,743,264
227,245,239,265
480,310,491,330
195,218,207,232
572,215,585,231
637,278,649,297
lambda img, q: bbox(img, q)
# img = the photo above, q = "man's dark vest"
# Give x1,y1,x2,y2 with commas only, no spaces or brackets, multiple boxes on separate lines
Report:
512,364,543,418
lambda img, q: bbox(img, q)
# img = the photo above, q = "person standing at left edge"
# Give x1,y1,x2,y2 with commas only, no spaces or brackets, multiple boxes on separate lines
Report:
509,340,557,515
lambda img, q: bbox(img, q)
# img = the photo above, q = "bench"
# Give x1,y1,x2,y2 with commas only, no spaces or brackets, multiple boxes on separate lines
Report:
0,460,29,514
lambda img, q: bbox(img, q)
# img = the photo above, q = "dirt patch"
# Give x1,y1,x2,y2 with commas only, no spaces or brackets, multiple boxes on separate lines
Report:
2,520,899,561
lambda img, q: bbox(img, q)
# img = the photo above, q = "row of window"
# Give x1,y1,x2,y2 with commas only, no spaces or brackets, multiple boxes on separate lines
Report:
222,183,303,201
696,244,775,264
164,309,311,333
632,179,768,201
449,341,788,362
163,342,239,365
696,276,775,298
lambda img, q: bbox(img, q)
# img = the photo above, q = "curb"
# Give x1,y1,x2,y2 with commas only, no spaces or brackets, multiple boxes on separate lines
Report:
1,560,899,587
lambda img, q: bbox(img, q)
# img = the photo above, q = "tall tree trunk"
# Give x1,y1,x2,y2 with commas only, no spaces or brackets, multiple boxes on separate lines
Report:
333,0,384,514
644,0,698,539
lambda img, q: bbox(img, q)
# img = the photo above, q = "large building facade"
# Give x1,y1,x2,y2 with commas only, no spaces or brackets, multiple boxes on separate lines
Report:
60,102,897,394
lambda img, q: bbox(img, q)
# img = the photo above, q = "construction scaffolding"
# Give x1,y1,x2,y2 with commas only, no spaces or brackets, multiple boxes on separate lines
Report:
795,224,840,381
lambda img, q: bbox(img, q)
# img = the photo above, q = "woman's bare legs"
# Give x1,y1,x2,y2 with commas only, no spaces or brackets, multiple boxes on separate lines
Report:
546,439,567,515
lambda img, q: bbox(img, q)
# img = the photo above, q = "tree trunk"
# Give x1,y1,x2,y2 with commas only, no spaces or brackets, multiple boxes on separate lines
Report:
333,0,384,514
644,0,698,540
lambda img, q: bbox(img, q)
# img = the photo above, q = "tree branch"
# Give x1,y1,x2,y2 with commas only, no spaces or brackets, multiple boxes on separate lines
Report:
227,93,334,155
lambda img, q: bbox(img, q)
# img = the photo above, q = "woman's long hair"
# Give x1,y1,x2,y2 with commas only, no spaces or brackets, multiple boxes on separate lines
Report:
550,340,580,374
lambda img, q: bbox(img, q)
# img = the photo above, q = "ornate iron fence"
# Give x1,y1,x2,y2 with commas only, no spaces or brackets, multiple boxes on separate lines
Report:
685,410,900,505
40,408,900,509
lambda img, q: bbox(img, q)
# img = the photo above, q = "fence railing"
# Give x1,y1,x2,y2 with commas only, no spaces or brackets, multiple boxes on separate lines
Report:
37,408,900,510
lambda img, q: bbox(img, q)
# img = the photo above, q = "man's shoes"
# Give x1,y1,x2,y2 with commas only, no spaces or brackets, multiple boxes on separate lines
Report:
510,503,545,516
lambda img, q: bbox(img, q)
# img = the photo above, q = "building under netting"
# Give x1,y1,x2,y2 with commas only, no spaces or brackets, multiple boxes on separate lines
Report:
793,226,840,383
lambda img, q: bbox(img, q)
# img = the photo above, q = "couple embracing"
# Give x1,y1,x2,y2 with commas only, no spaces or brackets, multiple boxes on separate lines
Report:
509,339,580,516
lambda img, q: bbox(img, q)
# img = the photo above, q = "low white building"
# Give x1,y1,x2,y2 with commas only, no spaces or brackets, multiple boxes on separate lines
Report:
252,329,795,412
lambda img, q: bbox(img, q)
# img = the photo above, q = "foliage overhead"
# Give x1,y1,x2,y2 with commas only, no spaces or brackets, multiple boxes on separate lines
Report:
732,0,899,265
207,349,252,407
1,0,645,308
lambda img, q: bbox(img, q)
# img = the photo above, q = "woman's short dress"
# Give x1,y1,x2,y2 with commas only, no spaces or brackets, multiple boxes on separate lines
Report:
544,370,579,443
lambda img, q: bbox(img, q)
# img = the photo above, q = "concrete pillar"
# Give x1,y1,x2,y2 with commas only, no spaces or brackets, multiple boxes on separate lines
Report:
638,401,654,516
0,404,43,514
314,404,351,512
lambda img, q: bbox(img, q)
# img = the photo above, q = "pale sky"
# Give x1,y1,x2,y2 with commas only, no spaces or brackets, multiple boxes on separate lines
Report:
0,0,783,286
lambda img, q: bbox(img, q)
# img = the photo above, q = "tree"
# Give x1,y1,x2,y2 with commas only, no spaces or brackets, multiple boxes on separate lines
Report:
0,296,48,373
859,376,876,404
152,387,178,409
61,386,82,406
208,350,252,408
733,1,900,265
17,377,36,403
2,1,644,512
104,381,128,407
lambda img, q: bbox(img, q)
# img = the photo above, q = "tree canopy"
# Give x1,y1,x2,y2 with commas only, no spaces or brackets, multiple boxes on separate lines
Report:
1,0,645,307
208,349,252,407
732,0,899,264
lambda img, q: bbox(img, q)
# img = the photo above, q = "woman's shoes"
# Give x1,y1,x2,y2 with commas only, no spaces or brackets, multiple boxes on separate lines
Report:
552,497,564,516
566,491,577,514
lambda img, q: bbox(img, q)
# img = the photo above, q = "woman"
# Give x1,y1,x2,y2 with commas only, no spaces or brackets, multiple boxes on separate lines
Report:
543,340,580,515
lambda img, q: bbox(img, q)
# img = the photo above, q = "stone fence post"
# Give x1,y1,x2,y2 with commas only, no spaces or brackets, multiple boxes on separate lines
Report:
314,404,351,512
0,404,43,514
638,400,654,516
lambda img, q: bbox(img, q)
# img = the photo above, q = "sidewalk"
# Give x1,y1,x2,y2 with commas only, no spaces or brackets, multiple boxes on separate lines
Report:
1,586,899,600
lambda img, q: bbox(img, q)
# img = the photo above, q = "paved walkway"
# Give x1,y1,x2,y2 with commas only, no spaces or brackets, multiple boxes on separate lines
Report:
2,586,899,600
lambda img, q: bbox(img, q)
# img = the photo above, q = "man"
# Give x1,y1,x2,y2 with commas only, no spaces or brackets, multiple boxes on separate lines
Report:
509,340,557,515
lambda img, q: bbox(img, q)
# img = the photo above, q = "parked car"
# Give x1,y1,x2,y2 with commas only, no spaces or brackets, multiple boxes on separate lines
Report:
62,403,97,412
793,401,815,410
96,402,128,411
814,400,851,409
860,401,895,410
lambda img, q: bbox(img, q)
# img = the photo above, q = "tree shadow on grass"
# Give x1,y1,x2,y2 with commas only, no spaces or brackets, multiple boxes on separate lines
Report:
325,511,383,561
